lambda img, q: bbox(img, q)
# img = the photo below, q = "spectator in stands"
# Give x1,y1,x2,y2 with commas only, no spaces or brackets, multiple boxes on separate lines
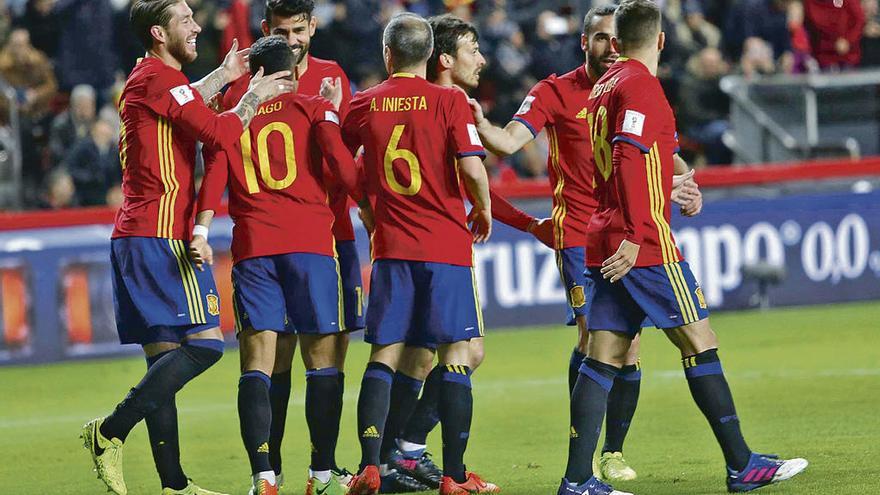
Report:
528,10,581,79
39,167,76,209
0,0,12,45
21,0,59,58
113,0,147,77
679,47,733,165
804,0,866,69
861,0,880,65
740,37,780,78
0,27,57,200
787,0,818,73
725,0,794,68
62,118,120,206
48,84,96,165
53,0,116,96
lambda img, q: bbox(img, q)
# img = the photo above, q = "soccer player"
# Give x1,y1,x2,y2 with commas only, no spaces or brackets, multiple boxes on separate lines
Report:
374,15,554,492
342,13,499,495
193,35,371,495
80,1,294,494
560,1,808,494
469,6,702,482
219,2,362,489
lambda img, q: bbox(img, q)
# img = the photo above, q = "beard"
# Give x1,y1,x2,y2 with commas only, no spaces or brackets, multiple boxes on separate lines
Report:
168,34,197,65
290,41,310,66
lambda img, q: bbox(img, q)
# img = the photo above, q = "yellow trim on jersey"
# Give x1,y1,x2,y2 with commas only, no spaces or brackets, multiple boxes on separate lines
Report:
118,99,127,170
391,72,417,78
548,128,567,249
157,118,180,238
470,266,485,337
169,240,206,324
644,143,679,263
334,255,346,332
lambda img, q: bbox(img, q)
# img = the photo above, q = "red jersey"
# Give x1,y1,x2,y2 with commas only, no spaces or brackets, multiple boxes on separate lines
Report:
586,57,682,267
342,73,486,266
224,56,356,240
512,65,597,249
113,57,243,240
804,0,865,67
199,92,359,262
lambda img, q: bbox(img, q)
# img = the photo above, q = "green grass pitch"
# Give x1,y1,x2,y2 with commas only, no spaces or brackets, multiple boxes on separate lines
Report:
1,301,878,494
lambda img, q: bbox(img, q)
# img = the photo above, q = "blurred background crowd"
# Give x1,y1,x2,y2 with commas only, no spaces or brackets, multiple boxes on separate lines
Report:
0,0,874,209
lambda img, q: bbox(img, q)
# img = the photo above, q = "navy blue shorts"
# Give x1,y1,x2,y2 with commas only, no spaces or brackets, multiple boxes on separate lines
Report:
337,240,365,331
111,237,220,345
365,259,483,347
556,247,588,326
585,260,709,337
232,252,343,335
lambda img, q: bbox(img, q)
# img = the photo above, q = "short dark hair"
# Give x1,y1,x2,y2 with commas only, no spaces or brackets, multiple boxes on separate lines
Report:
249,35,294,76
614,0,662,50
426,14,478,81
264,0,314,23
583,4,617,36
383,13,434,70
130,0,180,50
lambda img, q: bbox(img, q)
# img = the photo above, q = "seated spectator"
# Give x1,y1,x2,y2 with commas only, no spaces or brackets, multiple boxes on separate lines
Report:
741,37,779,78
725,0,794,66
804,0,866,69
38,167,76,209
0,27,58,200
528,10,581,80
62,118,120,206
862,0,880,65
49,84,96,165
679,47,733,165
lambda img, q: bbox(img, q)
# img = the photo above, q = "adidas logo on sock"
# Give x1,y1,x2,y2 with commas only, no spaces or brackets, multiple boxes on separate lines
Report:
362,425,380,438
570,426,579,438
257,442,270,453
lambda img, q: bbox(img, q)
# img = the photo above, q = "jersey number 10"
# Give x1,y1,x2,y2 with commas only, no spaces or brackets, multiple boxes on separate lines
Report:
239,121,298,194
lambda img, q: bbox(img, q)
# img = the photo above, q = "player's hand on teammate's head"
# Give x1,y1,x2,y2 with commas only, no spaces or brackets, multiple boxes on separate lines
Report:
468,207,492,243
188,235,213,271
247,67,296,102
222,38,251,83
528,217,555,248
320,76,343,111
467,97,486,126
601,239,640,283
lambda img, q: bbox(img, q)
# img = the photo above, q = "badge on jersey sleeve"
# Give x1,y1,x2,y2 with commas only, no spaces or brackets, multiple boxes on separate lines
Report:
170,85,196,106
516,95,535,115
622,109,645,136
324,110,340,125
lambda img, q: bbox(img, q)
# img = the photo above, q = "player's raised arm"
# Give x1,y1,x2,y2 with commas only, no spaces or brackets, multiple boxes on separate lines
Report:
191,38,250,100
469,98,535,156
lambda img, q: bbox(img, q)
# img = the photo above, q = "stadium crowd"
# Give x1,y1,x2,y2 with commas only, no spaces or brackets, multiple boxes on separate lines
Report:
0,0,873,209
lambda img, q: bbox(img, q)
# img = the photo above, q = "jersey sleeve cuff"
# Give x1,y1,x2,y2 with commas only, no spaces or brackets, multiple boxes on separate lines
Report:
511,116,539,137
457,150,487,159
612,135,650,153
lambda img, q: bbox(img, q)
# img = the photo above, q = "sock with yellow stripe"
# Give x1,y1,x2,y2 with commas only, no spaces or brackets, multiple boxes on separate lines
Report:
306,367,340,471
100,340,224,443
683,349,751,471
602,363,641,454
438,364,473,483
239,370,273,475
357,362,393,470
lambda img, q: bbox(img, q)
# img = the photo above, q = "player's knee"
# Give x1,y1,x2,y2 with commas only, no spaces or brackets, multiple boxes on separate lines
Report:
183,338,224,367
468,340,485,370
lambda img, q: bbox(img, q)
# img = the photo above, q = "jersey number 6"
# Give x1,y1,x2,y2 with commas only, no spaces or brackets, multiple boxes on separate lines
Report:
384,124,422,196
239,121,298,194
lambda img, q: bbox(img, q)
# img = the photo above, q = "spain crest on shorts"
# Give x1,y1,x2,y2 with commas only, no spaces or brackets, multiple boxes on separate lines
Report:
569,285,586,308
695,286,707,309
206,294,220,316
